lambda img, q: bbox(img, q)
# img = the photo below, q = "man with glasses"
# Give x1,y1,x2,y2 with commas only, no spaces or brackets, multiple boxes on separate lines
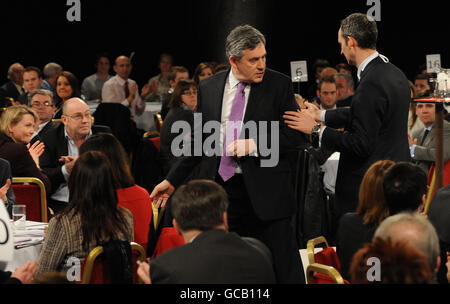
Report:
29,89,57,144
39,97,110,215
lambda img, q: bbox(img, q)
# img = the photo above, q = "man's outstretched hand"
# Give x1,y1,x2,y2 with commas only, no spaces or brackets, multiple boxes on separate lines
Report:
150,179,175,208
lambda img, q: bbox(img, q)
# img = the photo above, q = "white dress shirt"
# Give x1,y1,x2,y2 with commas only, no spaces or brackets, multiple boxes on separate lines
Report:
101,75,145,115
220,71,251,174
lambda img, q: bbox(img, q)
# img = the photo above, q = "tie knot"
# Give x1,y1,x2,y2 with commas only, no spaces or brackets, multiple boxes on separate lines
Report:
237,82,247,92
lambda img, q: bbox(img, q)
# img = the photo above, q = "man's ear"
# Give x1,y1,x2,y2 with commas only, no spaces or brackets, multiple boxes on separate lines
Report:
229,56,239,70
347,35,357,49
172,218,182,236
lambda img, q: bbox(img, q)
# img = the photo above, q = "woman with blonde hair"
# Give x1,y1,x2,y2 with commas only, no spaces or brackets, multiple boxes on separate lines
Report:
0,105,50,192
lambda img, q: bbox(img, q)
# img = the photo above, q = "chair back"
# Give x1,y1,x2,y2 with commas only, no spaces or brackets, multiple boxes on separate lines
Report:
154,113,163,132
307,236,341,272
11,177,48,223
81,242,146,284
425,160,450,213
306,263,348,284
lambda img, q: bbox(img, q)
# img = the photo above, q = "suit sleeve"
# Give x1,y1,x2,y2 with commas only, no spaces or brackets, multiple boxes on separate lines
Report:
324,107,351,129
414,125,450,162
39,136,65,194
322,80,387,160
150,259,174,284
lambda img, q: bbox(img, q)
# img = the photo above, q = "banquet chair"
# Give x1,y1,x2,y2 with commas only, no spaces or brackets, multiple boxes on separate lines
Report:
11,177,48,223
143,131,161,151
424,160,450,213
81,242,146,284
306,263,348,284
307,236,341,272
154,112,163,132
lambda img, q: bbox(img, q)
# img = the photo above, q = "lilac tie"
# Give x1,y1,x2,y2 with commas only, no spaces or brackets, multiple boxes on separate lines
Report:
218,82,247,182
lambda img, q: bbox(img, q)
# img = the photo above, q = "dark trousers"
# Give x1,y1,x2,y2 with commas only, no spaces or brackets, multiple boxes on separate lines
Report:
216,174,305,284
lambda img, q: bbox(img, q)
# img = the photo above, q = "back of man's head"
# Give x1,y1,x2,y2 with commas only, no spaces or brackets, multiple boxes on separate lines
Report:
43,62,62,79
170,180,229,232
383,162,427,215
374,212,440,272
340,13,378,50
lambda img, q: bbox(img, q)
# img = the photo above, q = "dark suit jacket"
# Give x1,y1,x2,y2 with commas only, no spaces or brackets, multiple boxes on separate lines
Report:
336,212,378,280
322,56,411,216
0,132,51,193
150,229,276,284
39,123,111,195
0,158,16,215
0,81,22,106
30,121,59,146
167,69,306,221
411,121,450,174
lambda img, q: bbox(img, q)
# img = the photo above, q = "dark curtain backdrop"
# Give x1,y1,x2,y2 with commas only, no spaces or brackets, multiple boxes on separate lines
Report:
1,0,448,89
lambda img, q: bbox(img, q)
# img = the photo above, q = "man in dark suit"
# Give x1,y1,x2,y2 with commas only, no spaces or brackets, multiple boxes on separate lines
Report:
284,13,411,233
409,102,450,174
17,66,43,105
28,89,58,145
39,97,111,215
151,25,307,283
138,180,276,284
0,63,25,107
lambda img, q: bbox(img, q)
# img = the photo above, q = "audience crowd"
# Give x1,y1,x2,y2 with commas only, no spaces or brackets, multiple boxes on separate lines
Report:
1,36,449,285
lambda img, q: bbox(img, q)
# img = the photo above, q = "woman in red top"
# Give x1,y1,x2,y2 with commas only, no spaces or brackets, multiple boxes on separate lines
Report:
79,132,152,250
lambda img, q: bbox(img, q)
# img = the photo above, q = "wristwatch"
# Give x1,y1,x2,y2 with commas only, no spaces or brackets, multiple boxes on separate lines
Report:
311,123,322,135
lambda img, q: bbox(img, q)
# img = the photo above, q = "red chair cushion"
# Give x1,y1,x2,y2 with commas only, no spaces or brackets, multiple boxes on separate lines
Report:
313,273,350,284
12,184,42,222
428,161,450,197
314,247,341,273
152,227,184,259
148,137,160,151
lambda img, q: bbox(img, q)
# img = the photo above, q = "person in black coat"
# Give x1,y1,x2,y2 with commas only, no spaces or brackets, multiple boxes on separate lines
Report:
138,180,276,284
284,13,411,231
150,25,307,283
0,63,24,106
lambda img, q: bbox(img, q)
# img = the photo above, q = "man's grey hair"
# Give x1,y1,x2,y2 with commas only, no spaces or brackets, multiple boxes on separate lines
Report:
43,62,62,79
28,89,54,106
225,25,266,61
340,13,378,49
374,212,440,271
334,72,354,89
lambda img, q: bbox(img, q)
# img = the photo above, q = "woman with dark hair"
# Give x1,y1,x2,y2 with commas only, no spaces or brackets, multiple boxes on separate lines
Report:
53,71,81,118
79,133,152,249
37,151,133,275
160,79,198,176
193,62,214,85
336,159,395,279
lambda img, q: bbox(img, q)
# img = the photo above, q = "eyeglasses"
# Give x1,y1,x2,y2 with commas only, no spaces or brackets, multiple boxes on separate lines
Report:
65,113,91,121
182,90,197,96
31,102,52,107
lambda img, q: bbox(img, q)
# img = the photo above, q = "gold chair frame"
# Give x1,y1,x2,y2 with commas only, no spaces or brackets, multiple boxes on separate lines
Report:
12,177,48,223
81,242,146,284
306,263,345,284
306,236,330,265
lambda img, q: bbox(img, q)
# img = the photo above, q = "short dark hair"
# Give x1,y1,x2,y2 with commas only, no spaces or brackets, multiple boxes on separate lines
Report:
168,66,189,82
340,13,378,49
383,162,428,215
23,66,43,78
170,180,229,231
169,79,197,108
317,76,336,91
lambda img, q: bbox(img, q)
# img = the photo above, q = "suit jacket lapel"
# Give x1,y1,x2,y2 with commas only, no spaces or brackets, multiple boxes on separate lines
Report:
359,56,383,81
425,127,435,147
206,70,228,122
243,81,263,123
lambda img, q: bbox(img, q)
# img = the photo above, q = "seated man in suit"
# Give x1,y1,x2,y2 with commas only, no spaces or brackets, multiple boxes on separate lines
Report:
409,102,450,174
18,66,43,105
39,97,110,215
28,89,58,144
137,179,276,284
0,63,25,106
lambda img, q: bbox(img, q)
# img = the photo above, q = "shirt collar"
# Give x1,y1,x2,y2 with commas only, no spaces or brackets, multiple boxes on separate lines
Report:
115,75,127,85
357,51,379,80
64,127,92,143
228,70,241,89
425,124,434,131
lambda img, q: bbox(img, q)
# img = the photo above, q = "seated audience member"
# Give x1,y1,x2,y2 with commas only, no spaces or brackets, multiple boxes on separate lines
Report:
0,63,24,106
409,101,450,174
41,62,62,95
335,63,353,76
0,261,39,284
427,184,450,284
39,98,110,215
101,55,149,116
337,160,395,279
160,79,197,176
349,236,433,284
137,180,276,284
159,66,189,120
79,133,152,249
0,105,50,192
37,151,134,276
1,158,17,216
334,72,354,107
407,80,424,136
316,76,338,110
17,66,43,105
373,212,441,282
193,62,214,85
305,59,330,101
28,89,58,144
383,162,428,216
81,53,112,102
53,71,81,119
145,53,173,102
213,63,230,74
414,73,432,97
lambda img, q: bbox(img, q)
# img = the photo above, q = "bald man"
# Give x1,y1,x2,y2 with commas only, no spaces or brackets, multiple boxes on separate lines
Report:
0,63,25,106
101,55,150,116
39,97,111,215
